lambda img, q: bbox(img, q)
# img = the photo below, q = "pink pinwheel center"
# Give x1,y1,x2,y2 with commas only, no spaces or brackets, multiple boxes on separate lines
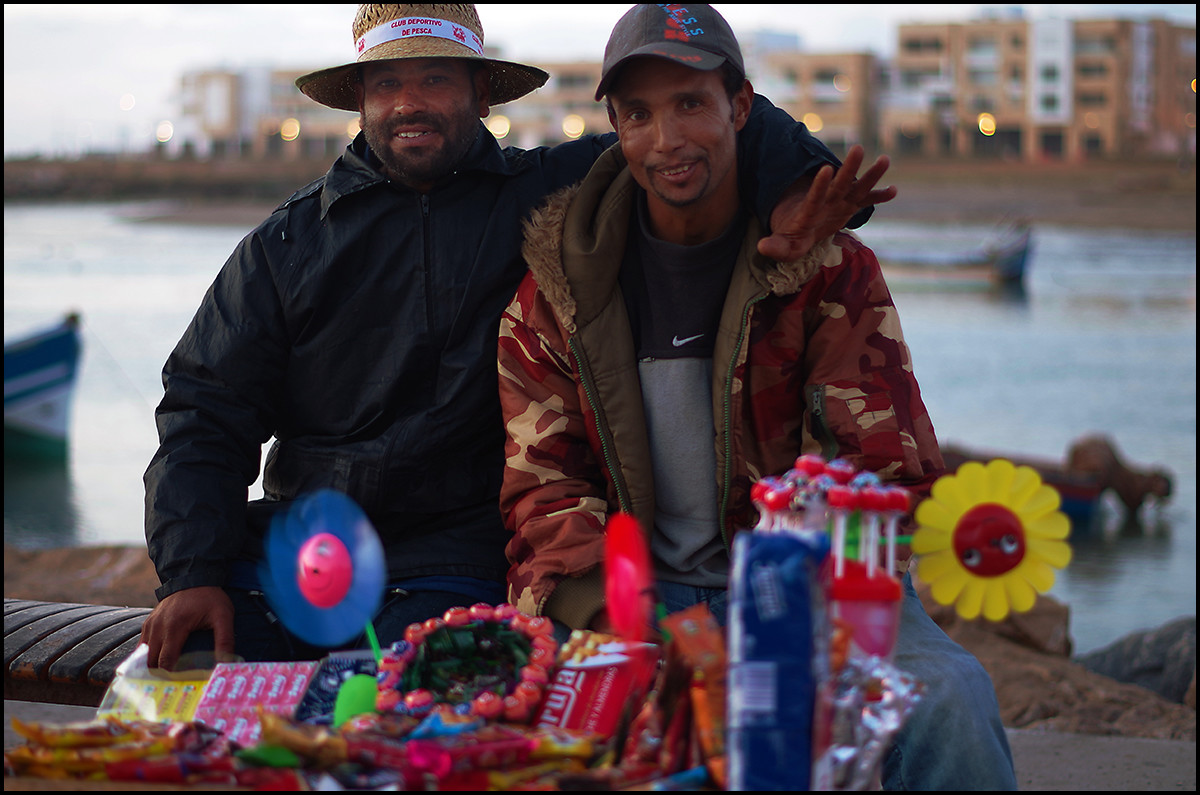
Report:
952,503,1026,577
297,532,353,608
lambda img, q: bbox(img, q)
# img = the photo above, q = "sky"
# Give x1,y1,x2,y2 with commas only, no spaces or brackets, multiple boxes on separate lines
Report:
3,4,1195,158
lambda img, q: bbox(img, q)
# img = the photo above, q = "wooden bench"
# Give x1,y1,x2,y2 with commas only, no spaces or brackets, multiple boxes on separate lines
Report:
4,598,151,707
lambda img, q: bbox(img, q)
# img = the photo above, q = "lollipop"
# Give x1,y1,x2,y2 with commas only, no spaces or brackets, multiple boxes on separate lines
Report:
880,486,912,576
259,489,387,648
604,513,654,643
751,476,795,532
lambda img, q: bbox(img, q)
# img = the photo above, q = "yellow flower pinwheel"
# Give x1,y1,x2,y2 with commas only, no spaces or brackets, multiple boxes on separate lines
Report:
912,459,1072,621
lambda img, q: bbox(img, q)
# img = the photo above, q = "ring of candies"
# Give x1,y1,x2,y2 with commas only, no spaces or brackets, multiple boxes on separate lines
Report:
375,603,559,723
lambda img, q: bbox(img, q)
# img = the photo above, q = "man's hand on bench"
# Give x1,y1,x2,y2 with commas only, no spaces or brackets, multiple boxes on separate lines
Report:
140,587,235,672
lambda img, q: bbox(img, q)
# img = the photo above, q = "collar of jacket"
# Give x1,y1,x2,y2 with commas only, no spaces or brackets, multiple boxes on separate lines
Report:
521,146,836,335
313,124,529,220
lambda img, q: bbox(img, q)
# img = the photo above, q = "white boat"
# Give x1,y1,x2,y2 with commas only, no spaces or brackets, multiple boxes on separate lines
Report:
4,313,83,457
875,221,1032,291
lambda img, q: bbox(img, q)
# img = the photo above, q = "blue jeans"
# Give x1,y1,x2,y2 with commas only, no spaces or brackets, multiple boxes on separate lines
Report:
656,574,1017,791
181,582,507,662
885,572,1017,790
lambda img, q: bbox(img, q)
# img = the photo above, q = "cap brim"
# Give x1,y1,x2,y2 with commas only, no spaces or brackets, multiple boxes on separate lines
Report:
595,43,727,100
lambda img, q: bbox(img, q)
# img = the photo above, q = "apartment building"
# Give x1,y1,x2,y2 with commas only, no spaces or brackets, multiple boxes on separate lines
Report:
489,60,608,149
883,14,1196,161
177,66,360,160
763,51,881,154
172,13,1194,163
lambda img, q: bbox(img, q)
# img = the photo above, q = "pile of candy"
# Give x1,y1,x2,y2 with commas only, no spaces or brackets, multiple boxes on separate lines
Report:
2,624,676,790
5,455,924,791
732,454,923,790
750,453,911,567
4,715,304,788
374,603,557,723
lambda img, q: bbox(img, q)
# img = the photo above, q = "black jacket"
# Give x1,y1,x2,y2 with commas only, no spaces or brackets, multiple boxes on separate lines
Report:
144,99,857,601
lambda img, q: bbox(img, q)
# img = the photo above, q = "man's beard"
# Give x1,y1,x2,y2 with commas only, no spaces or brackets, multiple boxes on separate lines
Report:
363,110,480,189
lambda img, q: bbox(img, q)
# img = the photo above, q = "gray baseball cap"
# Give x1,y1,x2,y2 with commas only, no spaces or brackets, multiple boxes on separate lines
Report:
595,4,746,100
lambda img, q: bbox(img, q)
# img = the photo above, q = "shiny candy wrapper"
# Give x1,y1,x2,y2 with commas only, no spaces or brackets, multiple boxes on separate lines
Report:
812,654,924,791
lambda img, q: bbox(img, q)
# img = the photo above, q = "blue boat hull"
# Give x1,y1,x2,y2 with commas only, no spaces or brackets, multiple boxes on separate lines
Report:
4,314,83,455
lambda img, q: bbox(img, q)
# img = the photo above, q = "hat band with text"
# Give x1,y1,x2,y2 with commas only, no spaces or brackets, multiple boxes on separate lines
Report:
355,16,485,57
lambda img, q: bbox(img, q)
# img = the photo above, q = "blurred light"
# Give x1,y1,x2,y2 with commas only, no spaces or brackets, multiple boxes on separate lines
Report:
977,113,996,136
281,118,301,142
833,74,852,93
1192,78,1196,93
346,120,361,139
900,121,920,139
1083,112,1101,129
561,114,586,139
1185,113,1196,129
155,121,174,143
487,114,511,139
803,112,823,132
119,93,136,112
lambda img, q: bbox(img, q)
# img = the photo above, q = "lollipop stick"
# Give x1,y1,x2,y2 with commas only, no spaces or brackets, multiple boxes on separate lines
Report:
364,621,383,664
885,515,897,576
833,509,846,578
865,512,878,579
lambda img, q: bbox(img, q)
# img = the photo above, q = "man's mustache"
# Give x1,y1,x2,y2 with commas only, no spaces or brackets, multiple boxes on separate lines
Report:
387,113,443,134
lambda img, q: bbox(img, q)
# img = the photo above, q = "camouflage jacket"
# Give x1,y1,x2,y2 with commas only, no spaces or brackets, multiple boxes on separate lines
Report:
498,147,944,629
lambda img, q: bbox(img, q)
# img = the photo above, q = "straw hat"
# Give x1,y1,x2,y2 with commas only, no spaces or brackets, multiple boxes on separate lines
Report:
296,4,549,111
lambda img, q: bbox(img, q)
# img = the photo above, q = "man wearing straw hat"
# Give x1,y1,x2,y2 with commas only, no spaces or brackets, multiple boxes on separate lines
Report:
141,4,892,672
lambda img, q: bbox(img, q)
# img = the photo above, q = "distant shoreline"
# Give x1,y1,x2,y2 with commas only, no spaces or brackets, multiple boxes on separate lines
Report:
5,155,1196,233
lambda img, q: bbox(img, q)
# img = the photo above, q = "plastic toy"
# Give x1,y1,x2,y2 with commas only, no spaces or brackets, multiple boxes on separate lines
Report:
911,459,1072,621
259,489,387,648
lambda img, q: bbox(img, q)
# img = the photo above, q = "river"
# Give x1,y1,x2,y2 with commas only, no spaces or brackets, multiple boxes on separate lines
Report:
3,201,1195,656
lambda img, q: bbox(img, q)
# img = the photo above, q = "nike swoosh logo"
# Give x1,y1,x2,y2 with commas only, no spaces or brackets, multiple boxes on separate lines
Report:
672,334,704,347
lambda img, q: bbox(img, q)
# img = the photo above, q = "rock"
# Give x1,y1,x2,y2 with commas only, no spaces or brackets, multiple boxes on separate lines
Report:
1075,617,1197,705
918,581,1074,657
916,581,1196,741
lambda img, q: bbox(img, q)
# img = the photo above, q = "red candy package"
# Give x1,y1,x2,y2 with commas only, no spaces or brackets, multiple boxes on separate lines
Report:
534,631,661,739
192,660,318,746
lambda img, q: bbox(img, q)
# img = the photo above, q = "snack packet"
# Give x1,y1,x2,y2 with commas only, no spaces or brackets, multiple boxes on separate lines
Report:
534,631,660,740
96,643,216,724
661,602,728,788
726,527,831,790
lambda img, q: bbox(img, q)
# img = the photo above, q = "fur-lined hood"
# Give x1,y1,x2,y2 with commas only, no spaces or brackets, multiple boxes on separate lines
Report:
519,146,838,335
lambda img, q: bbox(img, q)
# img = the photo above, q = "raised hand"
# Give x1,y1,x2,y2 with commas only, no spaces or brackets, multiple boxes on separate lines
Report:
758,144,898,262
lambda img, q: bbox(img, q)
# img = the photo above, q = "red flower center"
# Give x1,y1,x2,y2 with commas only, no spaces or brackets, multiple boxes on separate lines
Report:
952,503,1026,577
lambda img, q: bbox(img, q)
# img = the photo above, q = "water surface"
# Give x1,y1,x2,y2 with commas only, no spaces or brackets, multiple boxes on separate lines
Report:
4,203,1195,655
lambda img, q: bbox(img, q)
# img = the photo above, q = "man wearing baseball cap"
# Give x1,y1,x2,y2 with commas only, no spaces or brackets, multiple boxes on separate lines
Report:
141,4,889,672
500,5,1017,790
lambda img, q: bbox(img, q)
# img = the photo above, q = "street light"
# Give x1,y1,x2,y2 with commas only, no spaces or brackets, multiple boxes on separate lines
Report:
487,115,511,140
562,114,586,139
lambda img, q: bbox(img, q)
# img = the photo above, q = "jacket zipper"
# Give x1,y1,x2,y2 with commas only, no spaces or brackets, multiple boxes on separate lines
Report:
807,383,839,461
717,294,767,548
568,337,634,515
